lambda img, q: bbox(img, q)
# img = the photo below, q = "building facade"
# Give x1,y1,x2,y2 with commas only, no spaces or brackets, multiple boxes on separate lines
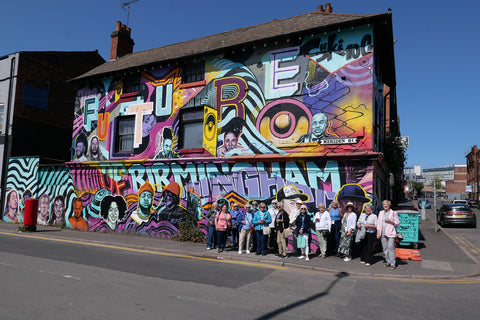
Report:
3,6,401,241
466,145,480,200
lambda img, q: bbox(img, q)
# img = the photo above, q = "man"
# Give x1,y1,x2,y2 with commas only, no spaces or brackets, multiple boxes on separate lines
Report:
155,128,179,159
267,200,279,252
296,112,332,143
205,202,219,250
37,194,50,226
87,136,106,161
69,198,89,231
157,181,186,227
237,203,254,254
49,195,65,226
74,134,88,161
130,182,156,225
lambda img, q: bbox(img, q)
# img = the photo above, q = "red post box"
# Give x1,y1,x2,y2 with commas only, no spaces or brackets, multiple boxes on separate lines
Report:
24,198,38,231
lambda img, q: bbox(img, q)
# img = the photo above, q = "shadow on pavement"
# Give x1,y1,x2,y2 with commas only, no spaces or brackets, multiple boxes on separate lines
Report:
254,271,349,320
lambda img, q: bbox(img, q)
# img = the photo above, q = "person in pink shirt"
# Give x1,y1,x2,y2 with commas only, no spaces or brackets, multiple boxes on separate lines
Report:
215,204,232,253
376,200,400,270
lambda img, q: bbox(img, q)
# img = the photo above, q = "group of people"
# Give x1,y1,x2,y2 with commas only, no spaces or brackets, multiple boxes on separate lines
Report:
205,198,400,270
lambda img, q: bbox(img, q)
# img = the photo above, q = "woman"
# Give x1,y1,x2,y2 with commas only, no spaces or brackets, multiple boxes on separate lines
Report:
253,202,272,256
215,204,232,253
295,205,312,261
206,202,219,250
37,194,50,226
3,189,20,223
338,202,357,262
275,203,290,258
48,195,65,226
376,200,400,270
357,204,377,266
237,203,254,254
328,200,343,256
314,203,331,258
100,195,127,231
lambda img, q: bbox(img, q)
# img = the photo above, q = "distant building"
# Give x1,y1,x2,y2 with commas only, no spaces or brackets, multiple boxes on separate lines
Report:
466,145,480,200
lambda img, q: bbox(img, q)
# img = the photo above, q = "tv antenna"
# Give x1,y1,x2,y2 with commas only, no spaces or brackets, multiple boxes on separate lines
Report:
121,0,140,27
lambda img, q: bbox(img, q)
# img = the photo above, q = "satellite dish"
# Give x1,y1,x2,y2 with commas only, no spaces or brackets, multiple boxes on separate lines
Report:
120,0,140,27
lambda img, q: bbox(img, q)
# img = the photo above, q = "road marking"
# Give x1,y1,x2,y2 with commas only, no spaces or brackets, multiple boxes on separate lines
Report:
0,260,82,280
0,231,288,271
456,236,480,255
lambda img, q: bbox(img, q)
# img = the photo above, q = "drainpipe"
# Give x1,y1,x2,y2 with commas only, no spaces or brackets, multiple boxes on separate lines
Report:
0,56,16,218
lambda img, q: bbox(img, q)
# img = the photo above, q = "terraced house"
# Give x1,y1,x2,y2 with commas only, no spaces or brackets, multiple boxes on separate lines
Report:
3,4,403,241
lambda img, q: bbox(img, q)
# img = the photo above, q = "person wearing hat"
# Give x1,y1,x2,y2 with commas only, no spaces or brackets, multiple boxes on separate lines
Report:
295,204,313,261
121,182,156,234
338,201,358,262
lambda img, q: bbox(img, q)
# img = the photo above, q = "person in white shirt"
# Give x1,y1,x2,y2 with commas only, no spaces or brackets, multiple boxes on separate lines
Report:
357,203,377,266
338,202,357,261
314,203,331,258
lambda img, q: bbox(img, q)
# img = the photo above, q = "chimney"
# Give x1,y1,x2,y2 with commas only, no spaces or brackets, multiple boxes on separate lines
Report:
110,21,134,60
325,3,333,13
317,5,325,13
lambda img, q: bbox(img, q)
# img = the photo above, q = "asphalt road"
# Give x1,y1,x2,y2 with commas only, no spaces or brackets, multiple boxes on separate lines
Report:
1,232,480,320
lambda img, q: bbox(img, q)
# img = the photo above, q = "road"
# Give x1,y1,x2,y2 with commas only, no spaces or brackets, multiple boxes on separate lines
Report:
1,230,480,320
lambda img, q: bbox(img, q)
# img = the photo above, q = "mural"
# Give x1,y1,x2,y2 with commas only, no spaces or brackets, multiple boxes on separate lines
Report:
2,26,384,247
72,26,374,161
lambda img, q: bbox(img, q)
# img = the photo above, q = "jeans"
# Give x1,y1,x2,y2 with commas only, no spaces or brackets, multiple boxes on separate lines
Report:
256,230,265,254
207,225,216,249
217,230,227,250
231,228,239,249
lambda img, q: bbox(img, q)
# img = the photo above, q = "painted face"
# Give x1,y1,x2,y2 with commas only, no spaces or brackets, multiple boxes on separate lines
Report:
76,142,85,158
163,138,173,155
107,201,119,225
311,113,327,138
224,132,238,152
282,198,300,214
73,201,83,218
39,195,49,218
54,199,64,219
139,191,153,211
142,114,156,137
160,191,176,210
90,137,99,154
9,191,18,210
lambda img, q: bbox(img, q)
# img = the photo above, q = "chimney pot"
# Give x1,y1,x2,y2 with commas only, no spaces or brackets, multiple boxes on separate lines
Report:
110,20,134,60
115,21,121,31
317,5,325,13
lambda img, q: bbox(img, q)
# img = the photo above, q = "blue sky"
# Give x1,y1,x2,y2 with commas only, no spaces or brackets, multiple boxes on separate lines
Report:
1,0,478,169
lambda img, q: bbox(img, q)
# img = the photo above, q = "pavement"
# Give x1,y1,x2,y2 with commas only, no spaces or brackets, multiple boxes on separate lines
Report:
0,213,479,280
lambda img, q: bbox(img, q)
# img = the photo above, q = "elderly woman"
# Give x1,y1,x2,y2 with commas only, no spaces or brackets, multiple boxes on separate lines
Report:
357,203,377,266
338,202,357,262
275,203,290,258
314,203,331,258
253,202,272,256
295,204,312,261
376,200,400,270
215,204,232,253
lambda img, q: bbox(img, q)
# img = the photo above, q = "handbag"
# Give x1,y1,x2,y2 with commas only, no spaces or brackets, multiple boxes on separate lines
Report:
263,226,271,235
283,228,293,238
296,235,306,248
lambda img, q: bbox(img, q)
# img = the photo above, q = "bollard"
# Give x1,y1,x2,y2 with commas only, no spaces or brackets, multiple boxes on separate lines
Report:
24,198,39,232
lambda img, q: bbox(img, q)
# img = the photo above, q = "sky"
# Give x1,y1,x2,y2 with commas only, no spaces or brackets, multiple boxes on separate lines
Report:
1,0,479,170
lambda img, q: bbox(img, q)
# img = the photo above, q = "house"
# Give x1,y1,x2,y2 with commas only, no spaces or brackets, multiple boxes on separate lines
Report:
0,51,104,223
4,4,402,239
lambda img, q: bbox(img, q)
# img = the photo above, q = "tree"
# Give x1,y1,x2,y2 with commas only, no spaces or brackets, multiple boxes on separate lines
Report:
411,181,424,197
430,176,444,190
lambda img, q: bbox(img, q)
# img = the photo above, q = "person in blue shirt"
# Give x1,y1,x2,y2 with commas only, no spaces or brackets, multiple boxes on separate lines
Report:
253,202,272,256
230,203,240,251
237,204,254,254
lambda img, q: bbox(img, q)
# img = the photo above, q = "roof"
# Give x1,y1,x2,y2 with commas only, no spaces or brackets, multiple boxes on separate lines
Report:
73,10,393,81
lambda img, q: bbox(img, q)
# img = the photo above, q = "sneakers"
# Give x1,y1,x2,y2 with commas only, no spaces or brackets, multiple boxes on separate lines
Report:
298,255,305,259
306,256,310,261
360,261,365,264
207,247,211,250
246,250,251,254
365,263,371,266
238,251,242,254
343,257,351,262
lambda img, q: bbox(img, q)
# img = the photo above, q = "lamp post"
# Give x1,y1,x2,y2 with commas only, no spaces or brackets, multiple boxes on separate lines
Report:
434,179,438,233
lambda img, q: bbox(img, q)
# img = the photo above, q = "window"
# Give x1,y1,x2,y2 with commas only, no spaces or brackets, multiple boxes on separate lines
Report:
179,108,204,150
182,62,205,84
115,116,135,154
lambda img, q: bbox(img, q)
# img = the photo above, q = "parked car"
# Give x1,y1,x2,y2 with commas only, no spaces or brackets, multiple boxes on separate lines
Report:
467,200,479,208
437,204,476,228
453,199,468,205
418,199,431,209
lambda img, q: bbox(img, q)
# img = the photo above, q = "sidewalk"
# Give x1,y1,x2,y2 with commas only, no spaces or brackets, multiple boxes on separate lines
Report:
0,218,478,280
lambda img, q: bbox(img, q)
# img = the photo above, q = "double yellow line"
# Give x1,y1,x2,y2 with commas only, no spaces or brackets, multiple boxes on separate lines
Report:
456,236,480,255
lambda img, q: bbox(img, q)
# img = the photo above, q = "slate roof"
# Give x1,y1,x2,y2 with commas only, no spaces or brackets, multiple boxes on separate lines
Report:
73,10,393,82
